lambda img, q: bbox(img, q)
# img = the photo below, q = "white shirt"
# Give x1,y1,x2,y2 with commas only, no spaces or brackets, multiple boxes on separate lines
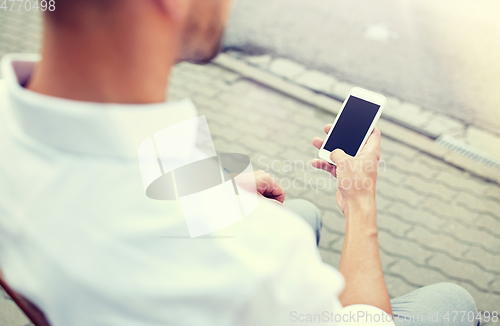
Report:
0,54,393,326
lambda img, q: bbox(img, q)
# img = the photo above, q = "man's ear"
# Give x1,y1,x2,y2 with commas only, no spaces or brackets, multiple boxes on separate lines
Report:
156,0,187,21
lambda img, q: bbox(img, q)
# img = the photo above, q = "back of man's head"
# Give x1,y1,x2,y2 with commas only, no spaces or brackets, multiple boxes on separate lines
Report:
44,0,233,63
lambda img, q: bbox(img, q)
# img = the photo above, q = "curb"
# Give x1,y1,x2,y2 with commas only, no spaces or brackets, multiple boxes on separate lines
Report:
220,52,500,166
213,53,500,186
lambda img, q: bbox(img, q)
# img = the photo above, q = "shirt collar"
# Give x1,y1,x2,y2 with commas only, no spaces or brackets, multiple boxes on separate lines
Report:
1,53,198,160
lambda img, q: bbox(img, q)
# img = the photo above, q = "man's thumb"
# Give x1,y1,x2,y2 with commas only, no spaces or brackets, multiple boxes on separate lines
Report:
330,148,347,164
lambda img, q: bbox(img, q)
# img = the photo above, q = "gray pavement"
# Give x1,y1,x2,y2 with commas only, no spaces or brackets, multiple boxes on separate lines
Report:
222,52,500,162
225,0,500,135
1,7,500,326
170,61,500,322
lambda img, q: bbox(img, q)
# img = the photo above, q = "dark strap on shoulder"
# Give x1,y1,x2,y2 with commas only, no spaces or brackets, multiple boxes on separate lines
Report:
0,274,51,326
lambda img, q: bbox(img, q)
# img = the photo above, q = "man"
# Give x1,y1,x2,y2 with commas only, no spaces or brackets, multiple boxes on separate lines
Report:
0,0,478,325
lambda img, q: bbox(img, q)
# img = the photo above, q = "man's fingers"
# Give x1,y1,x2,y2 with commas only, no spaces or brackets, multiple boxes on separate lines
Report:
267,177,286,203
330,148,349,165
312,137,324,149
257,193,284,206
312,125,332,149
256,173,286,203
311,159,337,177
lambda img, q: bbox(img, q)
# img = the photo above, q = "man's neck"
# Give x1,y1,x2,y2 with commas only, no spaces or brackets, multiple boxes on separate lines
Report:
27,17,178,104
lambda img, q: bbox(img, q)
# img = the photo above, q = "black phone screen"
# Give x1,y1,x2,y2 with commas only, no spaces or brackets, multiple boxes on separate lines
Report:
323,96,380,156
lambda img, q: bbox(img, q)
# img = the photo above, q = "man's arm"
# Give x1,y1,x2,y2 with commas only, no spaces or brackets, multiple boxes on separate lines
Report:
312,126,392,315
338,196,391,314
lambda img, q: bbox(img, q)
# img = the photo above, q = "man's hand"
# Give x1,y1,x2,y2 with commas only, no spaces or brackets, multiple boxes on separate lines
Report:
311,125,391,316
312,125,381,216
254,171,285,204
233,171,285,205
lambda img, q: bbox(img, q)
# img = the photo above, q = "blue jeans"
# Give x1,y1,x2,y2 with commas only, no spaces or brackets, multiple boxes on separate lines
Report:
284,199,322,245
284,199,479,326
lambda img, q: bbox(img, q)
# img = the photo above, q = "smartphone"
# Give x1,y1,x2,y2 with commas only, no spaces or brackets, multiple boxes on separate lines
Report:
318,87,386,164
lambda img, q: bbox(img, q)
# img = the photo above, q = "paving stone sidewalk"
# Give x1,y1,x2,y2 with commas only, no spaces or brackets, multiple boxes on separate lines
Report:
168,62,500,325
231,53,500,162
1,9,500,326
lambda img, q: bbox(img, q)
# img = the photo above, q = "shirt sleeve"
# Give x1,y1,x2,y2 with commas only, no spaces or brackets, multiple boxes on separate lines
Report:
236,200,396,326
234,200,346,325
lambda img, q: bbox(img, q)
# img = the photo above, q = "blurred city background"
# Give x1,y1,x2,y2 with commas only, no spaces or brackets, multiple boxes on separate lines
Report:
1,1,500,325
226,0,500,135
